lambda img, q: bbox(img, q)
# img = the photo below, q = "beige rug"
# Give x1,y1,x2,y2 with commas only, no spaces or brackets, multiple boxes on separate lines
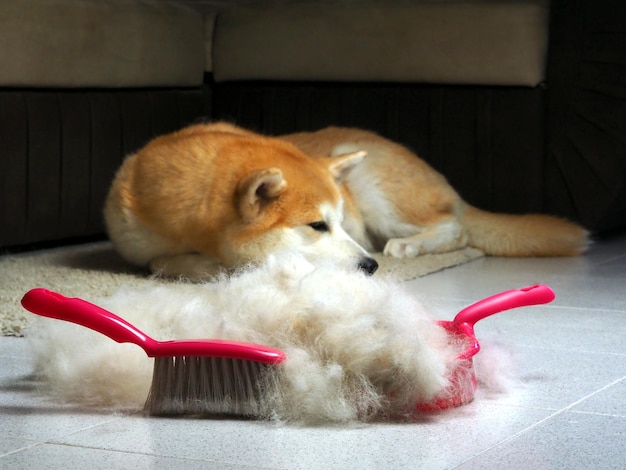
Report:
0,242,482,336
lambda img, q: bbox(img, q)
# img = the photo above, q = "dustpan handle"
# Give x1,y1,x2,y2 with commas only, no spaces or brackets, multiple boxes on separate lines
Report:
453,284,555,326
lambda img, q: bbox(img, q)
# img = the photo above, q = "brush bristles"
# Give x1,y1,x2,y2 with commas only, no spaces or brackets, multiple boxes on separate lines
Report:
145,356,280,417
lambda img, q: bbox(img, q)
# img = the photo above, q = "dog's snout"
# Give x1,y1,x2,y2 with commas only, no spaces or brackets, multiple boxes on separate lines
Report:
358,257,378,275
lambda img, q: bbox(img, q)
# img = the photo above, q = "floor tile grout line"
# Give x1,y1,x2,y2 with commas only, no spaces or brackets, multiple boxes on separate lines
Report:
541,303,626,313
0,441,45,460
39,414,129,446
569,410,626,419
514,345,626,356
452,375,626,469
0,440,176,463
594,253,626,266
0,413,128,456
0,440,281,469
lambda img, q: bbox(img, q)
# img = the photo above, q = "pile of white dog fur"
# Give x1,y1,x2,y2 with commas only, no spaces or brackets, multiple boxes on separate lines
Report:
27,253,510,423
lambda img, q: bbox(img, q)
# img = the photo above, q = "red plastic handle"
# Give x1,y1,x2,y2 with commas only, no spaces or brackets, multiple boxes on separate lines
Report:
453,284,555,326
21,288,286,364
23,288,153,345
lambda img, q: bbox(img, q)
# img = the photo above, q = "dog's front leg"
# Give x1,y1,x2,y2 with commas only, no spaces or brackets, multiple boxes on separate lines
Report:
383,219,468,258
149,254,226,281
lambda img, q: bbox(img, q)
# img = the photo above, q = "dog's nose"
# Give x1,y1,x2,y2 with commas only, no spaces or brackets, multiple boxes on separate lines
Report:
358,257,378,275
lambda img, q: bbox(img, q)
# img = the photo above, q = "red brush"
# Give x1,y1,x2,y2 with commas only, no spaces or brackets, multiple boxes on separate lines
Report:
21,288,286,417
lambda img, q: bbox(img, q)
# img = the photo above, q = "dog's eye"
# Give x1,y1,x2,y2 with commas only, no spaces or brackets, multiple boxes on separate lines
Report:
308,221,329,232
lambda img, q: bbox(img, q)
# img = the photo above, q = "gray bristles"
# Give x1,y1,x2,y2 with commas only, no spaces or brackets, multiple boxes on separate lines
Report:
145,356,281,417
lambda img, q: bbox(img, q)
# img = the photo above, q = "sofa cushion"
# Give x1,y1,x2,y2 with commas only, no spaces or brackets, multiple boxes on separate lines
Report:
213,0,549,86
0,0,205,88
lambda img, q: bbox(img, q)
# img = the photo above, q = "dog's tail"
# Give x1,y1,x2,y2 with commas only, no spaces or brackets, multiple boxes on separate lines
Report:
459,202,590,257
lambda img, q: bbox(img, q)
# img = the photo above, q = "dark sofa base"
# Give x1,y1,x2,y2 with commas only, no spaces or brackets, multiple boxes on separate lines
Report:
543,0,626,234
0,88,209,249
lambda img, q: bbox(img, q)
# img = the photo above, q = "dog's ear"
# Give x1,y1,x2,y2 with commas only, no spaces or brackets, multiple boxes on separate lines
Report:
237,168,287,222
327,150,367,182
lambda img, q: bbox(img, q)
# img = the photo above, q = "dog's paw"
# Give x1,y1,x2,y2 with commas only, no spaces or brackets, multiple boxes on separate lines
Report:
383,238,423,258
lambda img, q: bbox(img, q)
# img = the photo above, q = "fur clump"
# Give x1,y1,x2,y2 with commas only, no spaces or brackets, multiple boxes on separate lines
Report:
28,253,469,423
472,338,520,397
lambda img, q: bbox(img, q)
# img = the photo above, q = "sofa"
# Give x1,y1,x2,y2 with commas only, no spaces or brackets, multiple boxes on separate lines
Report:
1,0,624,251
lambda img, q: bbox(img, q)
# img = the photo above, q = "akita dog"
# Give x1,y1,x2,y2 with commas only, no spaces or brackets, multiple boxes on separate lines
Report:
104,122,588,279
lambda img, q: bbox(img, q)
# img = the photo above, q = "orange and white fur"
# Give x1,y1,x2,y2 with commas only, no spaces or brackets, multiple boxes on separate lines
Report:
104,122,588,279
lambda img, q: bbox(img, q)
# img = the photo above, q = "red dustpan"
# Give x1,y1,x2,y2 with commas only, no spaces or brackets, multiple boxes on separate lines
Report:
417,284,555,411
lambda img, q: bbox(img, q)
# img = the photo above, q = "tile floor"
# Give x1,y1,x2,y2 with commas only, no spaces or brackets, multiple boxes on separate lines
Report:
1,236,625,469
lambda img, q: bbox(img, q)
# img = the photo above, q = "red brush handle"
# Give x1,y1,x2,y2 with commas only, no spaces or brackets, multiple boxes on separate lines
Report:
21,288,286,364
452,284,555,327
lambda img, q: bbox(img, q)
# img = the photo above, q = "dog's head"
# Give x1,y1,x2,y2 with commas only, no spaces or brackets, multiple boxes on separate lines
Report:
223,141,378,275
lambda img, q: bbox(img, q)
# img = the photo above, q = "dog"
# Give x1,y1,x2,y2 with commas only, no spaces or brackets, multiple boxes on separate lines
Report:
104,122,589,280
104,122,377,279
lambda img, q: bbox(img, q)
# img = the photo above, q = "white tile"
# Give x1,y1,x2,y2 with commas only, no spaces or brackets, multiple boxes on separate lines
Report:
0,336,30,358
0,443,254,470
0,437,38,458
49,405,552,470
458,412,626,470
406,256,626,311
484,348,626,411
584,235,626,264
476,306,626,354
0,409,122,442
570,377,626,417
0,350,122,442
